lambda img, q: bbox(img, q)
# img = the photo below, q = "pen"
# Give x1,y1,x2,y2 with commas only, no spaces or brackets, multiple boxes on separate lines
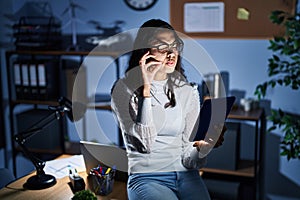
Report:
92,169,100,176
105,167,111,174
74,168,79,177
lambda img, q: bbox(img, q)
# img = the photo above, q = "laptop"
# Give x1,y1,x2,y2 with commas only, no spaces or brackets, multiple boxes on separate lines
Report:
79,141,128,181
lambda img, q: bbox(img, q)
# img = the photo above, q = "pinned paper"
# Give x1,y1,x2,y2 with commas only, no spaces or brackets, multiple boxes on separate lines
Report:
237,8,250,20
184,2,225,32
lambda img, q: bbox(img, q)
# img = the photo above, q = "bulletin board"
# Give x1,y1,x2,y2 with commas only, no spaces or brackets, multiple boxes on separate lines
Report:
170,0,297,39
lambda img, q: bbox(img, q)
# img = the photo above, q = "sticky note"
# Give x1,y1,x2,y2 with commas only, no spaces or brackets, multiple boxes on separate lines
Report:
237,8,250,20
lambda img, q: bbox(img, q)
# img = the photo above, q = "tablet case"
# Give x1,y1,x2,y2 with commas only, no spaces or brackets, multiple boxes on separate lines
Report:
190,96,236,141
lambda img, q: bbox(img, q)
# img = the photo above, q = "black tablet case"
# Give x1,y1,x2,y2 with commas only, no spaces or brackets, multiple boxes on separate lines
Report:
191,96,236,141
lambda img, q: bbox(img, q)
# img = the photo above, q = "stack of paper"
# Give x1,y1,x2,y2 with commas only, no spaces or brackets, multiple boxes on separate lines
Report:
44,155,86,179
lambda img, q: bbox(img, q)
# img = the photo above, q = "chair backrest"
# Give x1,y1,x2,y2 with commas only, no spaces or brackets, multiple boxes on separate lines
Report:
0,168,15,189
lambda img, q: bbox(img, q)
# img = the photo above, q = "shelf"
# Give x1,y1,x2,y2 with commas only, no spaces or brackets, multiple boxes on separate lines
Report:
201,160,256,178
87,104,112,111
201,107,266,199
12,100,113,111
15,146,63,155
6,49,127,177
15,141,81,156
201,161,259,184
12,100,59,106
6,49,124,58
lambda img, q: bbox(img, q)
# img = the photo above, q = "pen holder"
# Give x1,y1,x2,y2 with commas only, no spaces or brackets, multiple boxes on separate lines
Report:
88,167,116,196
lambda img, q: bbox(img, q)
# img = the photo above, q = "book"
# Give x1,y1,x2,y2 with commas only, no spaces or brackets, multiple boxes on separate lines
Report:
13,62,22,99
29,63,38,100
21,62,30,100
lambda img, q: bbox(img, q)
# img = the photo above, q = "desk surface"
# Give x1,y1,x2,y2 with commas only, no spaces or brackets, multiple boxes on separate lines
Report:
0,155,127,200
228,107,264,121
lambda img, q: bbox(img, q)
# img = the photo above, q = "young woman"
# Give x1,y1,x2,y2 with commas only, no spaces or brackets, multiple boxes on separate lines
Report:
111,19,224,200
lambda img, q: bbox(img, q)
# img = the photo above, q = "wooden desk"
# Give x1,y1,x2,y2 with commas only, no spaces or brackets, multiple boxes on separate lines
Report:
0,155,127,200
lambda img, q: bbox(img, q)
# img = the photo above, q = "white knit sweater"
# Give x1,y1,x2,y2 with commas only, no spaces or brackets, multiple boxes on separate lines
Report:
111,78,207,174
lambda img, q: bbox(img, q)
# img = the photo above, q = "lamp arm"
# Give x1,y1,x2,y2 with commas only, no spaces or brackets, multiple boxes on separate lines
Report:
16,138,47,176
14,107,65,176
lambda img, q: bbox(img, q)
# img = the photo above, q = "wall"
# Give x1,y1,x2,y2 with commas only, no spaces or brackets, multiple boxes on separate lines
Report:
2,1,299,110
0,0,299,199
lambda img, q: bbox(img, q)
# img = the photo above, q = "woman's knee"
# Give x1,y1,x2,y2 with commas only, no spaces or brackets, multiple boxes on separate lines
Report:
128,182,178,200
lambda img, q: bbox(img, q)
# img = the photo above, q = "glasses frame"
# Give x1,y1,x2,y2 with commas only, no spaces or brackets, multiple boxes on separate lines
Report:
150,40,183,55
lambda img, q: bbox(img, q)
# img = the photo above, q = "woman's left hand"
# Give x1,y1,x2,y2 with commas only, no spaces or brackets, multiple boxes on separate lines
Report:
193,140,212,152
193,124,227,152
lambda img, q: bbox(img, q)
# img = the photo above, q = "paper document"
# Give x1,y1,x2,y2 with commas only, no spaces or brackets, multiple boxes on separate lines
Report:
184,2,225,32
44,155,86,179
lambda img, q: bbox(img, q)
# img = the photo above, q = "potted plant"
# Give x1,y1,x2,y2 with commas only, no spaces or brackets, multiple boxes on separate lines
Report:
254,10,300,160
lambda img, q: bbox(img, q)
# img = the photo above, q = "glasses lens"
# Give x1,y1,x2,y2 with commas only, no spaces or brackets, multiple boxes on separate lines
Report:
152,41,183,54
174,42,183,52
157,44,169,53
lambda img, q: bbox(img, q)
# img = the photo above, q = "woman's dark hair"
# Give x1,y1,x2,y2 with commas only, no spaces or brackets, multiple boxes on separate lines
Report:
125,19,187,108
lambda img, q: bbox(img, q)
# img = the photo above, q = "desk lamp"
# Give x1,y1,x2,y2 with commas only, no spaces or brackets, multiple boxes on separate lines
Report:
14,97,85,190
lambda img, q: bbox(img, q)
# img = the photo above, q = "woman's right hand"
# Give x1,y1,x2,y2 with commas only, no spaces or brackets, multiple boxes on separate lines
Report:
139,51,163,97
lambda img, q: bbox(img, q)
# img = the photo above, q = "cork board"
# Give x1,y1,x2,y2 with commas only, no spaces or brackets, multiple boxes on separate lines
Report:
170,0,296,39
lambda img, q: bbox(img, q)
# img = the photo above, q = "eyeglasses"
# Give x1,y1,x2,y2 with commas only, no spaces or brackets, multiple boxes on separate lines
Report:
150,41,183,55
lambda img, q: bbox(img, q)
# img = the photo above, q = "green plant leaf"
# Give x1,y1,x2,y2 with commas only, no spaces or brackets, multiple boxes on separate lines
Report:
292,80,299,89
255,9,300,160
284,76,291,85
273,54,280,61
268,126,277,132
278,109,284,117
72,190,97,200
269,80,277,88
270,10,285,24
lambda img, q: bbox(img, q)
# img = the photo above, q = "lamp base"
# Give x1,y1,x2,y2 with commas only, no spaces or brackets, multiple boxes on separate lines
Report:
24,174,57,190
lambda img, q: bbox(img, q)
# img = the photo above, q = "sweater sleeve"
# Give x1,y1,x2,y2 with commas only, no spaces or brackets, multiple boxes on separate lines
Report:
111,80,157,153
181,85,207,169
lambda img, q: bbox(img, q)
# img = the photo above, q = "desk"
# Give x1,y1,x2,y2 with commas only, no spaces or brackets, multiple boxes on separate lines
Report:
0,155,127,200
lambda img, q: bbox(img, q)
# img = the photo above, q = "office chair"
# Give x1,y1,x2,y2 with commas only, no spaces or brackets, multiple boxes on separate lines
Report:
0,168,15,189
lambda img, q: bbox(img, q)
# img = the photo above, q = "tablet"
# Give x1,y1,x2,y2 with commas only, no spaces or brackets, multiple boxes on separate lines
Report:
190,96,236,141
